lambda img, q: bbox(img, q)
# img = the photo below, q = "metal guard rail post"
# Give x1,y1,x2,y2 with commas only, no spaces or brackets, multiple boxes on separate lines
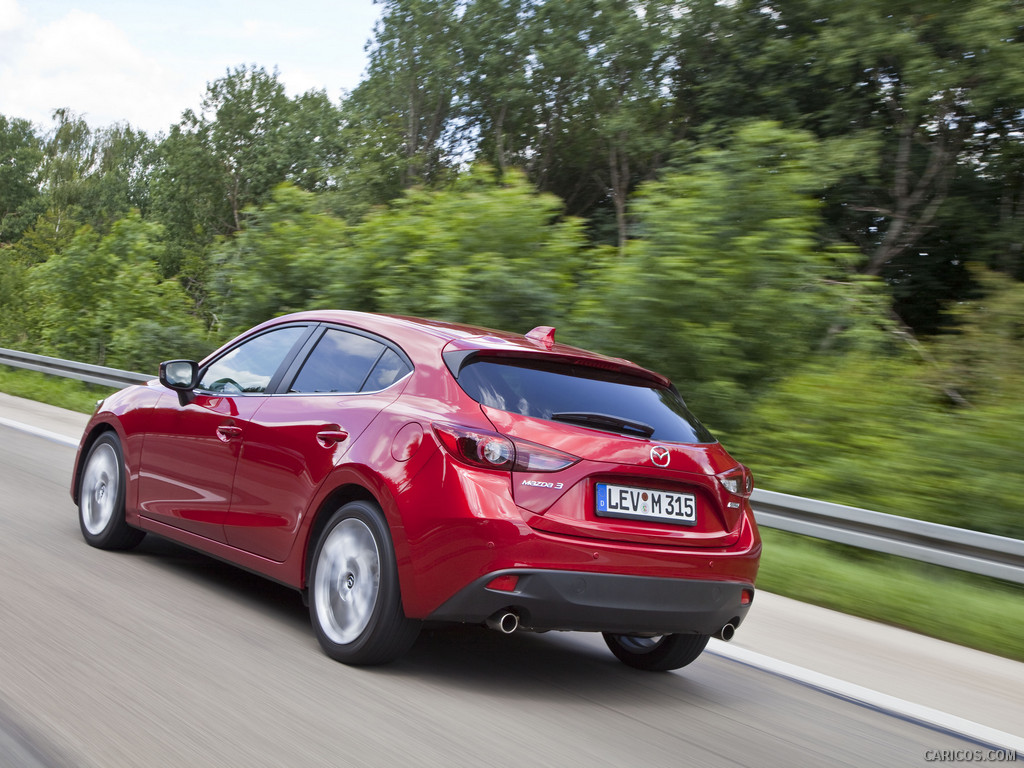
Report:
3,345,1023,585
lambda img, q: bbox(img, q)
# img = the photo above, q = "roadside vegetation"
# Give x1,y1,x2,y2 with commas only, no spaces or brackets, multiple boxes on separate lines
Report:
757,529,1024,663
1,1,1022,654
0,368,114,414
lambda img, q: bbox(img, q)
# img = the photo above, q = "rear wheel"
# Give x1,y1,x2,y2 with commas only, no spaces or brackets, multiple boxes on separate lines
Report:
78,433,145,550
602,632,709,671
309,500,420,665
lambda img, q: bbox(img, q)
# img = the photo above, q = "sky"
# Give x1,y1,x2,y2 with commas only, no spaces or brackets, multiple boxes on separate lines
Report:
0,0,383,136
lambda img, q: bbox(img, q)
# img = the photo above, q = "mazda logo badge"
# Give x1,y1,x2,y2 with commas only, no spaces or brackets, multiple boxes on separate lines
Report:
650,446,670,467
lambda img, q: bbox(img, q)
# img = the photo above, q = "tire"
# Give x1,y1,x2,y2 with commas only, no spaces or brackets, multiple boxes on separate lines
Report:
308,500,420,665
602,632,710,672
78,432,145,550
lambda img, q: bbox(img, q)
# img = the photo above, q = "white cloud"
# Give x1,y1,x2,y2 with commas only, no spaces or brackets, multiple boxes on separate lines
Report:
0,0,24,33
0,0,27,71
1,5,194,134
0,0,380,136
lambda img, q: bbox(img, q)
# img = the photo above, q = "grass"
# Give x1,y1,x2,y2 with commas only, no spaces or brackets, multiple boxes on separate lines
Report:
2,366,1022,661
0,367,118,414
757,528,1024,662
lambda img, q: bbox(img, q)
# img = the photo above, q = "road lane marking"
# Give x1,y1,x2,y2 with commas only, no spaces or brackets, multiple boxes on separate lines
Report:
0,416,79,449
709,640,1024,755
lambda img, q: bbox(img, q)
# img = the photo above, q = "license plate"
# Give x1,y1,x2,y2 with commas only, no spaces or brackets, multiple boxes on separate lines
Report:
595,483,697,526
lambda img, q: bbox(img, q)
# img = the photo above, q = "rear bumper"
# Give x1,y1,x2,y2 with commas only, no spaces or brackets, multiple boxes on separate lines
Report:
427,569,753,635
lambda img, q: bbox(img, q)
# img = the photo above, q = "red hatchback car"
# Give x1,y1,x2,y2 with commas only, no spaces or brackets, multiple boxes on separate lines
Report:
72,311,761,670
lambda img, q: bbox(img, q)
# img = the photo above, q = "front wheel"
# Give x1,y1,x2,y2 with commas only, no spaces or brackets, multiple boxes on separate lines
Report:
78,432,145,550
308,500,420,665
602,632,710,671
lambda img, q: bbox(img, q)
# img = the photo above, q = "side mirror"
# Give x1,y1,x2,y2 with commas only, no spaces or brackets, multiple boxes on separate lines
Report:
160,360,199,389
159,360,199,405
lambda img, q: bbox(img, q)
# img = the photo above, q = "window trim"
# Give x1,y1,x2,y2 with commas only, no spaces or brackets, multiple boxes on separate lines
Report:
277,323,415,396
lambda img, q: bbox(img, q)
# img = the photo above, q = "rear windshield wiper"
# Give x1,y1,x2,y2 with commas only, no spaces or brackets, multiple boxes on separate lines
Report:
551,412,655,438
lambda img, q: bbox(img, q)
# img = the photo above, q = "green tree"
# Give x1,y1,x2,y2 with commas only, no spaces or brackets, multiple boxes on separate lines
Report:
811,0,1024,278
0,115,44,244
505,0,680,250
338,166,588,330
36,110,154,237
458,0,535,177
928,268,1024,406
331,0,461,217
683,0,1024,330
514,0,622,226
586,0,677,252
573,122,862,433
24,213,206,370
150,66,343,282
732,347,1024,539
0,251,30,346
209,184,351,336
0,202,86,350
731,352,927,509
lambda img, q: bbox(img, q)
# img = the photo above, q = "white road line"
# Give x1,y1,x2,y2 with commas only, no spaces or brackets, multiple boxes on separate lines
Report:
709,640,1024,754
0,417,79,449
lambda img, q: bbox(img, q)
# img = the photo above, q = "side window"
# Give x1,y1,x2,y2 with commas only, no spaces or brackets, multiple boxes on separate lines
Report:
290,329,388,394
198,326,306,394
363,348,413,391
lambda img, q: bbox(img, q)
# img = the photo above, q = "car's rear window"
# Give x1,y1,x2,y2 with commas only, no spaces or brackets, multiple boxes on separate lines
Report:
455,358,715,444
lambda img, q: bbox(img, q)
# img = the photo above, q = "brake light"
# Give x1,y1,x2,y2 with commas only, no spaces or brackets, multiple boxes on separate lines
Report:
716,465,753,498
432,423,578,472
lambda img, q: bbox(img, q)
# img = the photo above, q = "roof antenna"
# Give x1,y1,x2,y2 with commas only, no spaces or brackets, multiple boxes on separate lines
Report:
526,326,556,349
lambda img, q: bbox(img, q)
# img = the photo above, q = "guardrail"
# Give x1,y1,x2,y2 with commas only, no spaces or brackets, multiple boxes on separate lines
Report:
0,347,151,388
751,490,1024,585
2,345,1023,585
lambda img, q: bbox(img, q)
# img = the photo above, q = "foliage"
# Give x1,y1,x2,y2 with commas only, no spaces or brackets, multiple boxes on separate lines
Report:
23,214,207,371
210,184,351,336
570,122,861,433
0,115,44,244
0,368,116,414
331,0,462,218
0,249,30,346
694,0,1024,286
757,529,1024,663
149,66,344,281
928,269,1024,405
732,346,1024,538
338,166,589,330
39,110,155,235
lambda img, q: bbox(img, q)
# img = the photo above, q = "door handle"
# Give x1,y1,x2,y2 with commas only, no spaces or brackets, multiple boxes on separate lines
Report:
316,428,349,448
216,425,243,442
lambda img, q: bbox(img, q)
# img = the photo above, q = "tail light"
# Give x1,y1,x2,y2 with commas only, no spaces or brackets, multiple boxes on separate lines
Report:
716,465,753,498
433,423,578,472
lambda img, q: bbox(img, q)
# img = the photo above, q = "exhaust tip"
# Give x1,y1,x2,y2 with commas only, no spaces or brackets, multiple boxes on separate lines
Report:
714,623,736,642
486,611,520,634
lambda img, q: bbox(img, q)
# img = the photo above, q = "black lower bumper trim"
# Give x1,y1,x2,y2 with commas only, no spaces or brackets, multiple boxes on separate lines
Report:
427,569,753,635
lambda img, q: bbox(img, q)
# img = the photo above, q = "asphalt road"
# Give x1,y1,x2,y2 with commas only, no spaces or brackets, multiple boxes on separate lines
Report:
0,424,1010,767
